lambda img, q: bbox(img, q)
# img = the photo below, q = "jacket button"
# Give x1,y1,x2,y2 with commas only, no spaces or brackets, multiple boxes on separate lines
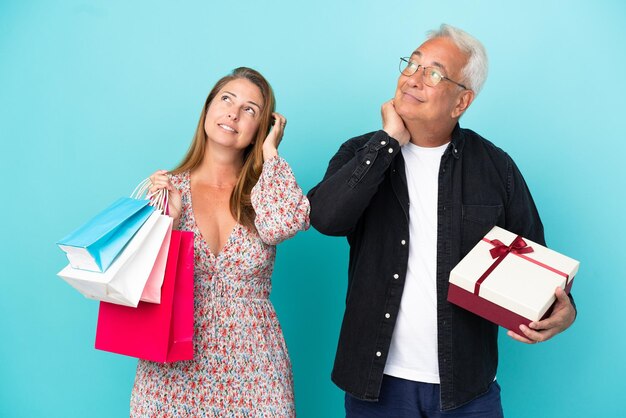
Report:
393,274,399,279
376,351,382,357
385,313,390,319
381,140,387,145
401,240,406,245
365,160,371,165
388,148,393,154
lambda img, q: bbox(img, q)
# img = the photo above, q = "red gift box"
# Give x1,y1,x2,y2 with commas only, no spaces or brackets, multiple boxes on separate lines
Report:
448,226,579,333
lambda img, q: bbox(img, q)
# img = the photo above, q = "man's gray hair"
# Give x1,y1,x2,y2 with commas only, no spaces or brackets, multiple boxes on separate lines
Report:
427,24,488,94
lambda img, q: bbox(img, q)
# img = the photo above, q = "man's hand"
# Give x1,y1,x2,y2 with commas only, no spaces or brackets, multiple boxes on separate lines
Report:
381,99,410,146
507,287,576,344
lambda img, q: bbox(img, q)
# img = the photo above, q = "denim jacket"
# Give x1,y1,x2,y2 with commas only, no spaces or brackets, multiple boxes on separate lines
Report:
307,124,555,411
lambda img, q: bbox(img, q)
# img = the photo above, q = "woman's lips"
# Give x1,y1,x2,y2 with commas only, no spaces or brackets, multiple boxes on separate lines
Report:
218,123,238,133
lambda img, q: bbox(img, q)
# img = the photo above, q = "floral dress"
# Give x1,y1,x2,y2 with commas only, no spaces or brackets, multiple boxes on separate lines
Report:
130,156,310,417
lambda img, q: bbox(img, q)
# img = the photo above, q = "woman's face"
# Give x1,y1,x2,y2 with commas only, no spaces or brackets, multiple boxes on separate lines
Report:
203,78,264,151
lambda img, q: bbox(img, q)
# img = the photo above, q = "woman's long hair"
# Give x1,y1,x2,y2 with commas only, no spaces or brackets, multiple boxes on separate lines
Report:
171,67,276,231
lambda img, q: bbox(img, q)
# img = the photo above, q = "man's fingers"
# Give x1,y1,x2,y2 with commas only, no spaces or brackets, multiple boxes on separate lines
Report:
507,329,538,345
554,286,569,303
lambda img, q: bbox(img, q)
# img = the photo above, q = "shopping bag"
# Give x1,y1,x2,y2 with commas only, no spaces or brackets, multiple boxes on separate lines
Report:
57,197,155,272
57,210,173,307
139,218,173,304
136,178,171,304
94,230,195,362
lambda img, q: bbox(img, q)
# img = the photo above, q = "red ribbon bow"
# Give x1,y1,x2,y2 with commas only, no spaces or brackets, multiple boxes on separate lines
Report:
474,235,534,295
473,233,569,296
488,236,534,259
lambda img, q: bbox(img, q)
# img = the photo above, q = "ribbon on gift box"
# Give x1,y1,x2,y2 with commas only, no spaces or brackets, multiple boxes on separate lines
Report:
473,235,569,295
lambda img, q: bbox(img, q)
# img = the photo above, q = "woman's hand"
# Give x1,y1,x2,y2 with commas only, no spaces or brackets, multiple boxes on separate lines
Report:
148,170,182,226
262,112,286,161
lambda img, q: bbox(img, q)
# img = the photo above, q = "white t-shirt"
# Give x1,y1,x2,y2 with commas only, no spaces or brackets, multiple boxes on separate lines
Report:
383,140,448,384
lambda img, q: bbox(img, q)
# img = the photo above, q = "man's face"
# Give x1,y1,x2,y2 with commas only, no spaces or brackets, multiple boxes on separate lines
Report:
394,36,470,126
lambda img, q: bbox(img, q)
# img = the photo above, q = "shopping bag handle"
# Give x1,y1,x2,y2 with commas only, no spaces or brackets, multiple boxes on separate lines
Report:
130,178,170,216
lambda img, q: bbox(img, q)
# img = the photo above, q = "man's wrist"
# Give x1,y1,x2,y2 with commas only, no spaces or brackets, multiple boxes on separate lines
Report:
383,128,409,145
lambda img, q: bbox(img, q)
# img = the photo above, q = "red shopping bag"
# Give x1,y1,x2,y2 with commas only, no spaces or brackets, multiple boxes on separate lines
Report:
94,230,194,362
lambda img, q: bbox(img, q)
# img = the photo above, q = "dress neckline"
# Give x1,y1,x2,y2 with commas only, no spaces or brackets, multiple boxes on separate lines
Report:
185,170,241,259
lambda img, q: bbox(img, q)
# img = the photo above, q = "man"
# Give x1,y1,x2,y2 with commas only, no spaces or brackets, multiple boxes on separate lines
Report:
307,24,576,417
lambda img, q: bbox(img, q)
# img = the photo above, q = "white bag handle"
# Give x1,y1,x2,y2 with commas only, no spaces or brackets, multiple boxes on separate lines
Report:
130,178,151,200
131,178,170,215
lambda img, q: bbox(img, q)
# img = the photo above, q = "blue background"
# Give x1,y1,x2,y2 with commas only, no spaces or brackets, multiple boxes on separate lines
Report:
1,1,625,416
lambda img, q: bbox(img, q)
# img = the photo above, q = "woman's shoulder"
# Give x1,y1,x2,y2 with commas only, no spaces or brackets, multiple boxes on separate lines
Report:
167,170,189,189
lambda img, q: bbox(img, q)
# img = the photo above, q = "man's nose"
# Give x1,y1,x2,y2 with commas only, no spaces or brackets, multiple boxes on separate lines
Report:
407,68,425,88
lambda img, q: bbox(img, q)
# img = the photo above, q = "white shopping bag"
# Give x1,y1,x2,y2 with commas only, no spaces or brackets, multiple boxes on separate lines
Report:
139,218,173,304
57,210,173,307
134,178,172,303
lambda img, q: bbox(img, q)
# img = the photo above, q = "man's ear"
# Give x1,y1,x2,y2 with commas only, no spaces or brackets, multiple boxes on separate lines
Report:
451,89,475,119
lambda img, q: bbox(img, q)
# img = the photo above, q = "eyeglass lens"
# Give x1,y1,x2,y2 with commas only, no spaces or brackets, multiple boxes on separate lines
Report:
400,58,443,87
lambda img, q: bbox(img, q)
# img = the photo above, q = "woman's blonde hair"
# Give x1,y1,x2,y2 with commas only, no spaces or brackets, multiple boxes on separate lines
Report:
171,67,276,230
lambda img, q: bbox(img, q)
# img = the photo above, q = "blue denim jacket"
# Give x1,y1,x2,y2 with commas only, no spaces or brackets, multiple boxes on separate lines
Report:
307,124,561,411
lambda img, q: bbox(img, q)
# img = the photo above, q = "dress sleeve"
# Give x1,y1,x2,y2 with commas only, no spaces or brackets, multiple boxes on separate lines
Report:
251,156,310,245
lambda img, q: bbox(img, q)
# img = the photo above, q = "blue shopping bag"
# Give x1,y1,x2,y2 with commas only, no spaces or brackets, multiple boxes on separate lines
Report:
57,197,155,272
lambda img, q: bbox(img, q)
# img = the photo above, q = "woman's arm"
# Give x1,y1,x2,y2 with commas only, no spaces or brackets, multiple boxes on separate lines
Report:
252,156,310,245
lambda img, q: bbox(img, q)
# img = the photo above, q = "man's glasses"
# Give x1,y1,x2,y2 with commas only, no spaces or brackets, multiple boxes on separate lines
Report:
399,57,468,90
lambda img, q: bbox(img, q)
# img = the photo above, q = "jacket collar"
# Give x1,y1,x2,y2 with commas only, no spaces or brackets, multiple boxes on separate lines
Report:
447,123,465,160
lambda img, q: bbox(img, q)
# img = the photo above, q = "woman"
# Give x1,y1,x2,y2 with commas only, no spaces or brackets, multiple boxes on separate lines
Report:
130,67,309,417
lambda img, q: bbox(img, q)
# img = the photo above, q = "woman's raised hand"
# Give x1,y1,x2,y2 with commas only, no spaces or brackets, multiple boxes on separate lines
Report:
262,112,287,161
148,170,182,225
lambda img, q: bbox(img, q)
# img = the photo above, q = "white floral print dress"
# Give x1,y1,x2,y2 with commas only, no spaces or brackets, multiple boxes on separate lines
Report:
130,156,310,417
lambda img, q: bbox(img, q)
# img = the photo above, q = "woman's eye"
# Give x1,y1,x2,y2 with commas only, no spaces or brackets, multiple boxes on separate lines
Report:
244,107,256,116
221,95,232,103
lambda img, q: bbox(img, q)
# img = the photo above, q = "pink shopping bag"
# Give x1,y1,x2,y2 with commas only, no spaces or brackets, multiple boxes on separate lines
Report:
139,218,173,304
94,230,195,362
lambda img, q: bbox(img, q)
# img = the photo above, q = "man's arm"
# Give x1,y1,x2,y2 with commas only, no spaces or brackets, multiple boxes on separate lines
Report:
307,131,401,236
503,157,577,344
307,100,411,236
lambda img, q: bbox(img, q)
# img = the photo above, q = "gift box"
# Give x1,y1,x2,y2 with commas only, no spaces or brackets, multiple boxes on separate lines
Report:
447,226,579,333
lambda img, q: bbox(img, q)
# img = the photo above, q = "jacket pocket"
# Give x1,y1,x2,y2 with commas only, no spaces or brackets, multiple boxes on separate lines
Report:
461,204,503,257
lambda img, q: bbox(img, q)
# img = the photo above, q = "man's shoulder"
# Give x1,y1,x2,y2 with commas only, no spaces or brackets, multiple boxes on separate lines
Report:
460,127,512,163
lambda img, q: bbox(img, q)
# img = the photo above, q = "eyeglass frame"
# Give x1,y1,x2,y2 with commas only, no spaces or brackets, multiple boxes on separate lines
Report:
399,57,469,90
